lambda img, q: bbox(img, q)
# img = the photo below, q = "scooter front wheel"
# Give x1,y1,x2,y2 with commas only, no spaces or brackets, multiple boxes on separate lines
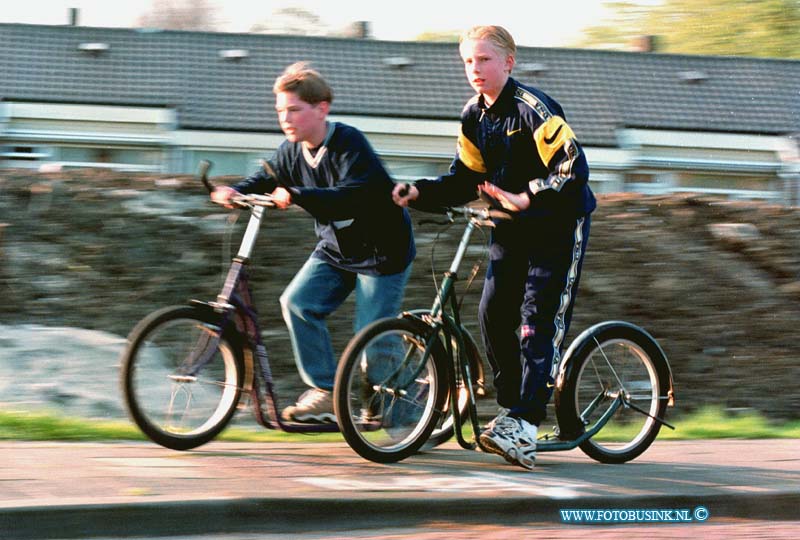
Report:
121,305,244,450
334,317,448,463
555,322,671,464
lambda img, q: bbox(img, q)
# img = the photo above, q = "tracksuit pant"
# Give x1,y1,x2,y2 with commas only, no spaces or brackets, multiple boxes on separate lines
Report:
478,214,591,425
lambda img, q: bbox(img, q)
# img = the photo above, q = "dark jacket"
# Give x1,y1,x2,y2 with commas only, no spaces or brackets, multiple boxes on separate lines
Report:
413,77,596,227
234,122,415,275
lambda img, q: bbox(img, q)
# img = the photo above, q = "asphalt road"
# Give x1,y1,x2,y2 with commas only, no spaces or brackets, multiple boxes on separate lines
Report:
1,439,798,539
78,519,800,539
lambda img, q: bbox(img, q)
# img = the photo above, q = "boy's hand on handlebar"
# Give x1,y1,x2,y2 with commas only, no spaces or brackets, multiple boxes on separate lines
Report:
210,185,240,208
272,187,292,209
392,183,418,207
479,182,530,212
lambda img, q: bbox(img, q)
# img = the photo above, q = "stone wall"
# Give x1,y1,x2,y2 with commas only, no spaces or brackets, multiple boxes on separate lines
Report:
1,169,798,421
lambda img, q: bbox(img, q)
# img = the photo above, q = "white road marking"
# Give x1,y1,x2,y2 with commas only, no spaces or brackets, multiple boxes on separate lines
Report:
297,471,587,498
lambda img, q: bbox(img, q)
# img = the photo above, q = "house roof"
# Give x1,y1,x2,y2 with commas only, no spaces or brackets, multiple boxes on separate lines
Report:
1,23,798,147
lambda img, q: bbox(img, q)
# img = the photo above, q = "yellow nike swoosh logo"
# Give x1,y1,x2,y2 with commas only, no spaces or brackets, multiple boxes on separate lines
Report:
546,382,555,388
506,128,522,136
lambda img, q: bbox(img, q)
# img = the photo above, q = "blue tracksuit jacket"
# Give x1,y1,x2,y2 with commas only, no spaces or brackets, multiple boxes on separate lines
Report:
413,77,596,424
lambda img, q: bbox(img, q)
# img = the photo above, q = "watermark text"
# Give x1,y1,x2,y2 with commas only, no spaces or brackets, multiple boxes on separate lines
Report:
560,506,709,523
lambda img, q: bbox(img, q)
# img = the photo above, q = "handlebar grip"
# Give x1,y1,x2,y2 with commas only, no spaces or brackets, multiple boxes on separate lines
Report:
199,160,214,193
478,190,504,211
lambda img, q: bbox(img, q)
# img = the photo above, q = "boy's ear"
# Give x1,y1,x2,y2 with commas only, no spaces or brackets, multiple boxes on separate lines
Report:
318,101,331,115
505,54,515,74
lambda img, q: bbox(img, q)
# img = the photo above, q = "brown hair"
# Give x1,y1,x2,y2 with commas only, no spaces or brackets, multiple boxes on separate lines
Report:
459,25,516,58
273,62,333,104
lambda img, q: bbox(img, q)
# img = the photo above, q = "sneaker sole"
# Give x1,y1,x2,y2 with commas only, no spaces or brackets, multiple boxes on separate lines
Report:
506,446,536,470
479,434,536,470
284,412,337,424
479,434,520,465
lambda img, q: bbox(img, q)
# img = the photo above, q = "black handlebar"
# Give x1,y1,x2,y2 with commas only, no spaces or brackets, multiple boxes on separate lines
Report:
199,159,275,208
199,160,214,193
199,163,509,219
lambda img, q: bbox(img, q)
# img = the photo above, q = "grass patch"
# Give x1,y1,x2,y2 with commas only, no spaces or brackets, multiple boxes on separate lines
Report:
592,406,800,441
0,409,145,442
1,406,798,444
0,409,344,443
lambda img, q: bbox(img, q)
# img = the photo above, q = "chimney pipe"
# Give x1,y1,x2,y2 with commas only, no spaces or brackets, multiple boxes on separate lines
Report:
344,21,371,39
631,35,658,53
69,7,79,26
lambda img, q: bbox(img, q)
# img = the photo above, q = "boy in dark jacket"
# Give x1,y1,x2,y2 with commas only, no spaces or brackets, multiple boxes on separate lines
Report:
213,62,415,423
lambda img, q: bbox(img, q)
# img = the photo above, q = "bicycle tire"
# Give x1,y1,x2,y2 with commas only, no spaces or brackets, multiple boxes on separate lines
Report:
425,328,484,448
555,322,671,464
121,305,245,450
334,317,448,463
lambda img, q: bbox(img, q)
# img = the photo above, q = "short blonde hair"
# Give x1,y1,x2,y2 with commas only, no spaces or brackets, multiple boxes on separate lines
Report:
273,62,333,105
459,25,516,58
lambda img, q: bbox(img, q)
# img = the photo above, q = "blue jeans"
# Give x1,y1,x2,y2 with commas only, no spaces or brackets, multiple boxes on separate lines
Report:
279,256,412,391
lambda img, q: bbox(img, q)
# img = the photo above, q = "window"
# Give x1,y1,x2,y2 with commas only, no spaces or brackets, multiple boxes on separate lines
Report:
0,145,51,162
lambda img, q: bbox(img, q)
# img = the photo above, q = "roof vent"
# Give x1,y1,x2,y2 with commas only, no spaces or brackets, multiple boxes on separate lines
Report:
517,62,548,76
220,49,250,61
678,70,708,84
78,42,110,54
383,56,414,69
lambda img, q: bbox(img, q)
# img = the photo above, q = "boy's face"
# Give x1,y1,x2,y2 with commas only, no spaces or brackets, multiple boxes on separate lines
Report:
275,91,329,144
459,38,513,103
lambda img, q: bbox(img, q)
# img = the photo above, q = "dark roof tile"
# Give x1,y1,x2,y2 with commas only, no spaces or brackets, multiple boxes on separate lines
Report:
1,23,798,146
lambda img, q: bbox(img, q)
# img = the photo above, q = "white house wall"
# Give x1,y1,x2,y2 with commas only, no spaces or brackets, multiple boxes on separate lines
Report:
619,128,787,173
1,101,795,201
1,102,175,172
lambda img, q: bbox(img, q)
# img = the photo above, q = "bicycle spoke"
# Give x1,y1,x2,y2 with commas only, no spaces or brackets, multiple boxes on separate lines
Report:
592,335,625,390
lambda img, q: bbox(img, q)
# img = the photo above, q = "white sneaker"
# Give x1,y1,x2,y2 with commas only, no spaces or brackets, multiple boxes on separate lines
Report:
484,408,510,430
281,388,336,423
479,415,537,470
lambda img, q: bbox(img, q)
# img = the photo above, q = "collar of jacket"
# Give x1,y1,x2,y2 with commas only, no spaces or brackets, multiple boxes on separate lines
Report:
478,77,518,116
